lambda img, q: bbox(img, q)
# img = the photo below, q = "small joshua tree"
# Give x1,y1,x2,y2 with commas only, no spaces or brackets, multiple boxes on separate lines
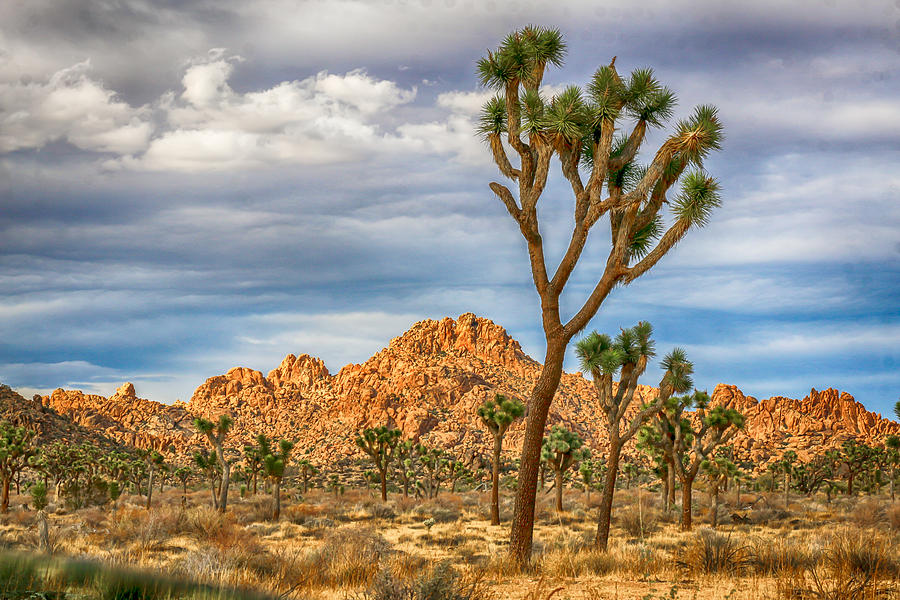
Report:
258,435,294,520
841,439,876,496
243,442,264,496
0,421,37,513
701,454,738,529
541,425,590,512
653,391,744,531
774,450,797,508
355,426,400,501
193,449,222,510
477,393,525,525
194,415,234,512
394,441,416,498
29,481,51,553
297,459,318,494
174,466,192,501
143,450,165,510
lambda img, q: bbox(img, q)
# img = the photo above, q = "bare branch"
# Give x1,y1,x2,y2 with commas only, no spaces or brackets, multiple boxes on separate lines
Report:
489,134,521,181
489,182,522,222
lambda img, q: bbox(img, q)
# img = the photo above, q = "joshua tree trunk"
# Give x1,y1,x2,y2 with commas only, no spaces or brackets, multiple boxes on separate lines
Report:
891,469,895,501
146,467,155,510
681,478,694,531
847,473,854,496
491,433,503,525
37,510,50,553
666,456,676,510
510,337,566,564
379,466,387,502
273,478,282,520
252,471,258,496
210,477,219,510
595,438,621,551
735,477,741,506
216,449,229,512
555,467,564,513
711,484,719,529
1,478,10,513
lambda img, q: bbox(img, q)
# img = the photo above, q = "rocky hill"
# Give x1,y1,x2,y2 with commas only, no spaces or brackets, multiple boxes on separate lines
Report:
0,384,120,448
17,313,900,470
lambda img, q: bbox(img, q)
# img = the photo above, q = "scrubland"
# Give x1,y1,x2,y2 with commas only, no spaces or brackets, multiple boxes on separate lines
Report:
1,486,898,600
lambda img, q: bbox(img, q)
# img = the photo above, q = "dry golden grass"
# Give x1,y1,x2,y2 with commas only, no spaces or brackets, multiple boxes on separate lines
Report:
1,486,898,599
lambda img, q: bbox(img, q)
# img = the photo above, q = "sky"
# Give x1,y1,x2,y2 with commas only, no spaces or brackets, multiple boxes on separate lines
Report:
1,0,898,417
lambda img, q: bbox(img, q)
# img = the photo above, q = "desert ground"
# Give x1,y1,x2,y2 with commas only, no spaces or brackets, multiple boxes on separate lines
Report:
2,482,898,600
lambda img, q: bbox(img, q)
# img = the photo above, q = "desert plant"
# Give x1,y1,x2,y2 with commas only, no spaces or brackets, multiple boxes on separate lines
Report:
885,435,899,501
476,25,725,563
255,435,294,520
193,449,223,510
702,454,738,528
296,458,318,494
650,390,744,531
678,530,751,575
477,393,525,525
576,325,694,550
0,421,37,513
540,425,590,512
356,426,401,502
194,414,234,512
840,439,876,496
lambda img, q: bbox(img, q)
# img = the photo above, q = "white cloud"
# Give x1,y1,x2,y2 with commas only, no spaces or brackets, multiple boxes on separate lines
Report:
0,60,152,153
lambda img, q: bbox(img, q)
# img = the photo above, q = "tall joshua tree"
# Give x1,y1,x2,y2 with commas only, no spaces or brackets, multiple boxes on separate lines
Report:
355,426,400,501
0,421,37,513
575,323,694,551
476,26,725,563
259,435,294,520
541,425,590,512
477,393,525,525
194,415,233,512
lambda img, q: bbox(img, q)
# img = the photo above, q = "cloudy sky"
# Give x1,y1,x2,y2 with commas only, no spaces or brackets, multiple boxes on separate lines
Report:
1,0,898,416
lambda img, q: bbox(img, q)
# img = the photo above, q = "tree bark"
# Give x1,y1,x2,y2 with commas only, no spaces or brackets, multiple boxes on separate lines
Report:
379,466,387,502
711,485,719,529
1,478,9,513
667,462,676,510
681,478,694,531
595,439,621,551
491,434,503,526
273,478,281,520
252,471,258,496
509,336,567,564
783,471,789,509
216,446,229,513
555,468,564,512
146,467,154,510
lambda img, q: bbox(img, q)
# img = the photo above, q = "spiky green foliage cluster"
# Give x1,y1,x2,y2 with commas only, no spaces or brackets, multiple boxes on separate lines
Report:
477,393,525,437
541,425,590,472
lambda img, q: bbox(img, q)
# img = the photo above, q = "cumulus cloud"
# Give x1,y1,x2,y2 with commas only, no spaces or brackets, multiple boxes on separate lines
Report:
0,60,152,153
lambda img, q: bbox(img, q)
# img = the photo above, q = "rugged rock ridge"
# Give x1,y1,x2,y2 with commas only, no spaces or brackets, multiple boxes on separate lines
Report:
46,382,197,452
0,384,119,448
712,384,900,465
18,313,900,470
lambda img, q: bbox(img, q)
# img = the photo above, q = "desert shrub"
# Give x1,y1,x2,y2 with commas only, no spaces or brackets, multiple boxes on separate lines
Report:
539,547,616,578
357,561,490,600
750,537,814,575
367,503,396,520
412,503,460,524
618,508,659,539
678,529,751,575
801,530,895,600
850,499,885,528
235,495,273,525
889,503,900,532
306,526,392,588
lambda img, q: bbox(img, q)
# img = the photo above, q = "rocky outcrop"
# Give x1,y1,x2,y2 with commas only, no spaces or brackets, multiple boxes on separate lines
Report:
0,384,119,448
45,382,197,453
712,384,900,467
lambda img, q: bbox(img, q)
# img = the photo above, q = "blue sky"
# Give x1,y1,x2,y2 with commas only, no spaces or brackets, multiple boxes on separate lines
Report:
1,0,898,417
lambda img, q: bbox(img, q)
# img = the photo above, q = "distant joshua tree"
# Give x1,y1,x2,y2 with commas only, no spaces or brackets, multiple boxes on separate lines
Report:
355,426,400,501
541,425,590,512
701,454,738,529
0,421,37,513
477,393,525,525
258,435,294,520
193,415,234,512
